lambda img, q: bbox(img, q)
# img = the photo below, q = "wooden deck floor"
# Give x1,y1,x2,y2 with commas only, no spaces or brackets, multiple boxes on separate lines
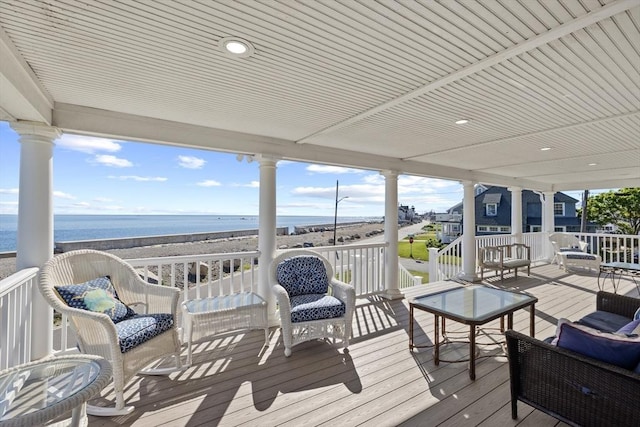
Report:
87,263,639,427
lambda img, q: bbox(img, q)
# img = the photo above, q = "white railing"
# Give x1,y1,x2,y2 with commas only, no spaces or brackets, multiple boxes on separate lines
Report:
125,242,390,300
398,262,423,289
126,251,261,304
428,232,554,282
520,232,550,262
575,232,640,264
305,242,388,296
0,267,38,370
428,235,463,283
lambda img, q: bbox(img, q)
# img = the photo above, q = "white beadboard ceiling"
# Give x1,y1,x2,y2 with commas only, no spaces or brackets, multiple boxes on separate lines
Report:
0,0,638,191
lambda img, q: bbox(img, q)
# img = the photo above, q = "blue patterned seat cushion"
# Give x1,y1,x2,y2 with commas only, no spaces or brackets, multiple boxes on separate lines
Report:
276,256,329,297
115,313,174,353
290,294,345,323
564,252,598,260
55,276,136,323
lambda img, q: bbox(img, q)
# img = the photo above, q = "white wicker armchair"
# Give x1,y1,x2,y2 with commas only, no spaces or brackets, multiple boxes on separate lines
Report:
549,232,589,255
39,249,182,416
270,250,355,357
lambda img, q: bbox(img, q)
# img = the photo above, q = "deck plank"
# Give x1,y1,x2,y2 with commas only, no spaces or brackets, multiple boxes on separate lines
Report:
87,264,638,426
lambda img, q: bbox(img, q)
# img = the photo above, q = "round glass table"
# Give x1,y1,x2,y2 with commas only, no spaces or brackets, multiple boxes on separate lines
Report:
0,355,112,427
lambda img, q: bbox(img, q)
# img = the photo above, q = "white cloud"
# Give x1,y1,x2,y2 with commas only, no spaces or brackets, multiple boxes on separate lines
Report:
93,197,114,202
53,191,75,199
292,184,384,202
291,175,463,212
231,181,259,188
0,188,19,194
93,155,133,168
197,180,222,187
71,202,91,209
56,134,122,154
0,201,18,214
108,175,167,182
178,155,206,169
103,205,125,211
306,165,365,174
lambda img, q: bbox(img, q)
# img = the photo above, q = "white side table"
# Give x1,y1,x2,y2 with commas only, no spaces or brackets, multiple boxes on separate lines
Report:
182,292,269,365
0,355,112,427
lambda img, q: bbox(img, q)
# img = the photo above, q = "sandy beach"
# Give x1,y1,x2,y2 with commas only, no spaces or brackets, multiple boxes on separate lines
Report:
0,222,423,280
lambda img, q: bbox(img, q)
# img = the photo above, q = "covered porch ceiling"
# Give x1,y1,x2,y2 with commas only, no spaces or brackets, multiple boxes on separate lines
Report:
1,0,639,192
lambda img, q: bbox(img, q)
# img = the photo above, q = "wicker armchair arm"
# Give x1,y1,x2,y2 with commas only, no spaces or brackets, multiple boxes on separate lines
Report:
329,279,355,307
59,307,120,358
596,291,640,319
130,280,180,316
273,284,291,320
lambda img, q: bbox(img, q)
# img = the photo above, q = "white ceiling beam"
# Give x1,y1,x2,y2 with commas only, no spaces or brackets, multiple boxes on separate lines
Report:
405,110,640,159
0,26,53,123
553,177,640,192
296,0,638,144
52,102,551,191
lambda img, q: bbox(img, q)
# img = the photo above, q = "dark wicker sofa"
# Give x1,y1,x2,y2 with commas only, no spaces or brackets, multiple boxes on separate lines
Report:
506,292,640,427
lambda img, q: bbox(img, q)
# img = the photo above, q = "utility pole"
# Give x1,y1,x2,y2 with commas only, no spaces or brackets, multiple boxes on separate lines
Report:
333,180,339,246
580,189,589,233
333,180,349,245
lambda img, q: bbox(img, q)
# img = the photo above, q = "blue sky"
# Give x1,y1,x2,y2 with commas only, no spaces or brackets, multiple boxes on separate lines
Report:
0,121,478,217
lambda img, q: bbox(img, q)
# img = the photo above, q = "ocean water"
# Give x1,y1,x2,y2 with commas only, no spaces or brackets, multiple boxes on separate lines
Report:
0,214,381,252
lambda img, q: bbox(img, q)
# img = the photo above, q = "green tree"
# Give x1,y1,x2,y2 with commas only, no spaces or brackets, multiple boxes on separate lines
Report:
586,188,640,234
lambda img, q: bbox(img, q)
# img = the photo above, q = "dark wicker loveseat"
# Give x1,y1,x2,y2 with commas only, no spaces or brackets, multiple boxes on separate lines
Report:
506,292,640,427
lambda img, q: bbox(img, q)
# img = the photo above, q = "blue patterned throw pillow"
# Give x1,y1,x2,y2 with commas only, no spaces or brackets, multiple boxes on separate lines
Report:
276,256,329,297
55,276,136,323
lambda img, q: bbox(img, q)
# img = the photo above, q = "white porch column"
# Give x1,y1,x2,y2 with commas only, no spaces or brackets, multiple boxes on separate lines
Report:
381,170,402,300
509,186,523,244
543,191,556,261
11,121,60,360
256,155,279,325
460,181,478,282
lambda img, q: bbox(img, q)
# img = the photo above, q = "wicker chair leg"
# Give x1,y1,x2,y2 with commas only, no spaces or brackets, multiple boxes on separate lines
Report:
86,394,134,416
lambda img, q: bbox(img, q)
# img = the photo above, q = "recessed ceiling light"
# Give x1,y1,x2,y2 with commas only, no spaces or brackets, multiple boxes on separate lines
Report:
219,36,255,58
455,119,469,125
540,147,551,151
588,163,597,166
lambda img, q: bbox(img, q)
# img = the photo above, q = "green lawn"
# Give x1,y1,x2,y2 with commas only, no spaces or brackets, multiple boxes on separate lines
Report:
398,240,462,265
398,240,429,260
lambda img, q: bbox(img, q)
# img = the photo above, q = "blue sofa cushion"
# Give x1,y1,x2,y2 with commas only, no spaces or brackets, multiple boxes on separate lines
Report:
290,294,345,323
577,310,631,333
555,319,640,370
276,256,329,297
55,276,136,323
114,313,174,353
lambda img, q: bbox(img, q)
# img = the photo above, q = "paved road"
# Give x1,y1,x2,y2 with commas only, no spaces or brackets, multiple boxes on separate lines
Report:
360,221,431,274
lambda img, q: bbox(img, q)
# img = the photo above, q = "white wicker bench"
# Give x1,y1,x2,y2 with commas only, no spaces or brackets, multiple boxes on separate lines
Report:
181,292,269,365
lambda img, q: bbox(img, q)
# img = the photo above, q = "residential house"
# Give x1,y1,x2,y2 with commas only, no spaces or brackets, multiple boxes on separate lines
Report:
398,204,416,223
446,186,597,237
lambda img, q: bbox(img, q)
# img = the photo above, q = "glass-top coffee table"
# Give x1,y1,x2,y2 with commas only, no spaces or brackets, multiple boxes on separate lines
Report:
409,285,537,380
